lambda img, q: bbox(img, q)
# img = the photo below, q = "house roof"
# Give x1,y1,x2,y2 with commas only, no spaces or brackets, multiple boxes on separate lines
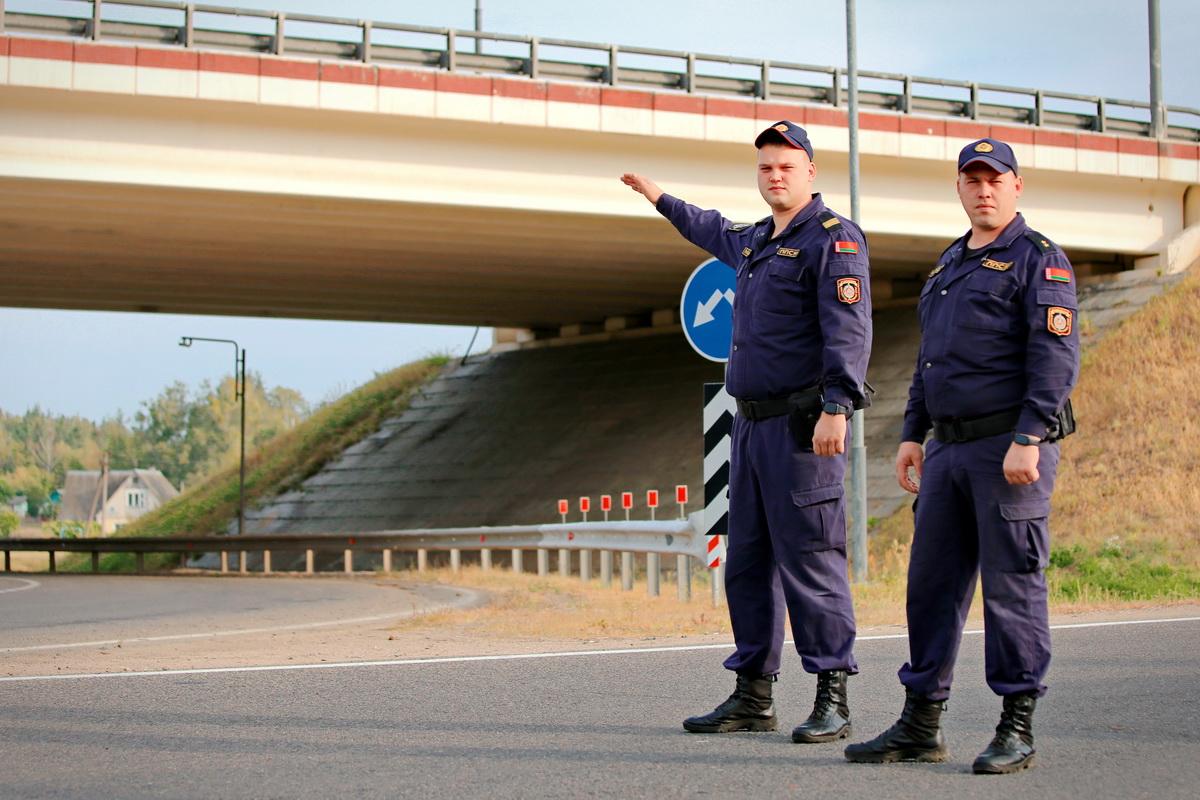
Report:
58,468,179,522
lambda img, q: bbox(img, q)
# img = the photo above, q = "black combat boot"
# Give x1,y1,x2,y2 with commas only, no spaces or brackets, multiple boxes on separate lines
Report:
844,689,948,763
972,693,1037,774
792,670,851,743
682,673,778,733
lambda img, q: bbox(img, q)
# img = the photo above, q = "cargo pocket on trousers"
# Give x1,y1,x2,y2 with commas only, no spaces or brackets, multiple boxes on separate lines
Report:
790,484,846,552
997,499,1051,572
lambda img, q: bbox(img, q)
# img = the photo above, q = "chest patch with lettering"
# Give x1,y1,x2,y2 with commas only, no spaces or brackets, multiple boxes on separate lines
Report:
742,247,753,257
1047,307,1073,336
837,277,862,305
982,258,1013,271
835,240,859,255
929,264,945,279
776,247,800,258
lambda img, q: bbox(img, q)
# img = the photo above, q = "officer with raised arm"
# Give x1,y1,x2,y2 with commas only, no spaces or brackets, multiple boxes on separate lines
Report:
622,121,872,744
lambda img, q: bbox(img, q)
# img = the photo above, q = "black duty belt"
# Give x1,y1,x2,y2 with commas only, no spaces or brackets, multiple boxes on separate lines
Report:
736,388,822,421
932,409,1021,443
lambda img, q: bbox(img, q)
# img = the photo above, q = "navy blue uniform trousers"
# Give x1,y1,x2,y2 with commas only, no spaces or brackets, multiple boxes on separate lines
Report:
899,433,1058,700
723,413,858,677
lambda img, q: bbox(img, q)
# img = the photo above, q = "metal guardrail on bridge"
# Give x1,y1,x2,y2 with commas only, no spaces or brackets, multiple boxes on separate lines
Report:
2,0,1198,142
0,516,718,602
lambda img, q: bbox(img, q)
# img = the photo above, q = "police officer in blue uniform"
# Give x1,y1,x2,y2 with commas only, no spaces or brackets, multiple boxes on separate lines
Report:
622,121,872,743
845,138,1079,774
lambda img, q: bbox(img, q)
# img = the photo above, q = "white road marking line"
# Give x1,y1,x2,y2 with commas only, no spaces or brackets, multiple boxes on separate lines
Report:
0,578,40,595
0,587,483,654
2,615,1197,684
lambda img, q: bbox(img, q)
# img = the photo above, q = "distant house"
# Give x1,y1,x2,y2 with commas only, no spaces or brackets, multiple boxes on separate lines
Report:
59,469,179,534
6,495,28,518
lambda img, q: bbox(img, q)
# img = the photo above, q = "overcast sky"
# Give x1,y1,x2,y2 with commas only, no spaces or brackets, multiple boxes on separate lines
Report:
3,0,1197,420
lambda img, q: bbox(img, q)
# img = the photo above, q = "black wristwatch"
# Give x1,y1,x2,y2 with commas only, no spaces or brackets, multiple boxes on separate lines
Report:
1012,432,1040,446
822,401,852,418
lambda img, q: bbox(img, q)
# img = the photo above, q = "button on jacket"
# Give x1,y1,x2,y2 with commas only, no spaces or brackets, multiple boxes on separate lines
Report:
655,192,872,407
901,213,1080,440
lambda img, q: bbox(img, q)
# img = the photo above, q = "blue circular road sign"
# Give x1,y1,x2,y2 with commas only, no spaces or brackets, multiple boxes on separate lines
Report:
680,258,736,363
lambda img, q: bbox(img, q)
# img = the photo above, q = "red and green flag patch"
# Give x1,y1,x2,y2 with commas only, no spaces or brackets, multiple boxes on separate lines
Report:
1045,267,1071,283
835,240,859,255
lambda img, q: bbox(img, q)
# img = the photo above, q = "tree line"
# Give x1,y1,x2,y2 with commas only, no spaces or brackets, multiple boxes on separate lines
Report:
0,374,309,518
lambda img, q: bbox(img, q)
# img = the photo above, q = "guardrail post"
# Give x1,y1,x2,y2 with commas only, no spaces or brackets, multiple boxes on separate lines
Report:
91,0,101,41
711,564,723,607
902,75,912,113
1033,89,1043,126
620,551,633,590
344,549,353,574
382,548,392,572
600,550,612,586
274,13,286,56
183,4,194,48
445,30,456,71
240,550,248,574
417,548,428,572
0,0,6,35
969,82,979,120
305,549,314,574
91,552,100,573
831,68,841,107
558,548,570,577
579,550,591,581
263,550,272,575
48,551,56,573
511,548,522,573
528,37,539,79
761,59,771,101
537,549,549,576
450,548,461,573
135,552,144,574
676,554,691,602
360,20,371,63
646,553,660,596
220,551,229,573
608,45,619,85
1097,98,1107,132
480,548,492,571
3,550,10,572
685,53,695,93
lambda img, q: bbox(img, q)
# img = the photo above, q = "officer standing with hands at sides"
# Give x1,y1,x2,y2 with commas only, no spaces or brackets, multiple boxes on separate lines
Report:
844,138,1079,774
621,121,872,744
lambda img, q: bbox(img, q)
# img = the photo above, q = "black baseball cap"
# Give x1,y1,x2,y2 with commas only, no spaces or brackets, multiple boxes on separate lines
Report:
958,137,1018,175
755,120,814,160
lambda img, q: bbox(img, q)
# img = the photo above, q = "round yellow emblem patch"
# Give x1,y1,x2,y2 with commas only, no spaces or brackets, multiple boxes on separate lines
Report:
974,141,994,153
774,124,789,132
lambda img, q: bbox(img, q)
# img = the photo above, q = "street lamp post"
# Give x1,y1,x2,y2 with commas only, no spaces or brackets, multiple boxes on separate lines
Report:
179,336,246,536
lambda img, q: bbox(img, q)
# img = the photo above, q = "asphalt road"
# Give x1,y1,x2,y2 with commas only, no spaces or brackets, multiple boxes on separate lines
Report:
1,575,1196,799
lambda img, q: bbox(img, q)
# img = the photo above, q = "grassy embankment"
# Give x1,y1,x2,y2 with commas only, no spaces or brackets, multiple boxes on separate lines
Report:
60,356,449,573
865,267,1200,611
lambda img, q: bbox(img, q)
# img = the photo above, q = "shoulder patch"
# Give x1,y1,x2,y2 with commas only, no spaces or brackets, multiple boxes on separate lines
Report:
818,210,843,232
1024,229,1056,255
728,222,752,232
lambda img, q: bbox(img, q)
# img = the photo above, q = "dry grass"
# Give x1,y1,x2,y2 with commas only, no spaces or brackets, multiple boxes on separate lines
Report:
864,268,1200,601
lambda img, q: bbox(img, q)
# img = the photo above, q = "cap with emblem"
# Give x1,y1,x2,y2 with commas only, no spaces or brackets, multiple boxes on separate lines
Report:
755,120,814,160
958,137,1018,175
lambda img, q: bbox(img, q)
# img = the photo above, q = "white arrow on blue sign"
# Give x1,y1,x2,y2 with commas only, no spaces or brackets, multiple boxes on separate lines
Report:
680,257,736,363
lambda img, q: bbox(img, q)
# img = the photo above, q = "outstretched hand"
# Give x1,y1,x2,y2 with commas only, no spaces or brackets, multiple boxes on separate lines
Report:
620,173,664,205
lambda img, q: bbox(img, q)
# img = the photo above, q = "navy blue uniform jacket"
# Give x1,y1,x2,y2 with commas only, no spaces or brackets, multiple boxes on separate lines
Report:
656,192,872,408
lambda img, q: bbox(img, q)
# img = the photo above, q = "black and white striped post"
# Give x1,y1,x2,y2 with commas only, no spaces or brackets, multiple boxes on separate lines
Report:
703,383,735,607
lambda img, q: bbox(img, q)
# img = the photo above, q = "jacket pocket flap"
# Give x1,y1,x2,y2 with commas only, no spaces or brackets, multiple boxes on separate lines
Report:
999,499,1051,522
791,484,844,508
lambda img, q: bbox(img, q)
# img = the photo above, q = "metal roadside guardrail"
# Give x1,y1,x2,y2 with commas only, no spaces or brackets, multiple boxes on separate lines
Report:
2,0,1198,142
0,516,716,601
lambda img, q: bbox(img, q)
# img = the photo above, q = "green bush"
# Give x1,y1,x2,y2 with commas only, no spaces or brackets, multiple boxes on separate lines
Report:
0,508,18,538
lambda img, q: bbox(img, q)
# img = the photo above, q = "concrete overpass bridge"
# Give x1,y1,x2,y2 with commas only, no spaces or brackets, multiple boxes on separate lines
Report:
1,1,1198,338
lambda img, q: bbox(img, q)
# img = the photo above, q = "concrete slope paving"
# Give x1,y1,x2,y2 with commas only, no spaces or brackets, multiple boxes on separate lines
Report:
0,616,1195,799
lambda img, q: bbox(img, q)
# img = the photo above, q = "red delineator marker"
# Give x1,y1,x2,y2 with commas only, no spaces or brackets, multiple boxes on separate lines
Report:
600,495,612,512
675,485,688,504
646,490,659,508
621,492,633,510
557,499,569,515
579,497,591,513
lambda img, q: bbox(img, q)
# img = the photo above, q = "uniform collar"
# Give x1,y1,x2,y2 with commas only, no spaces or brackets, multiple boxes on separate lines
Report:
758,193,824,240
938,213,1027,288
958,212,1028,257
